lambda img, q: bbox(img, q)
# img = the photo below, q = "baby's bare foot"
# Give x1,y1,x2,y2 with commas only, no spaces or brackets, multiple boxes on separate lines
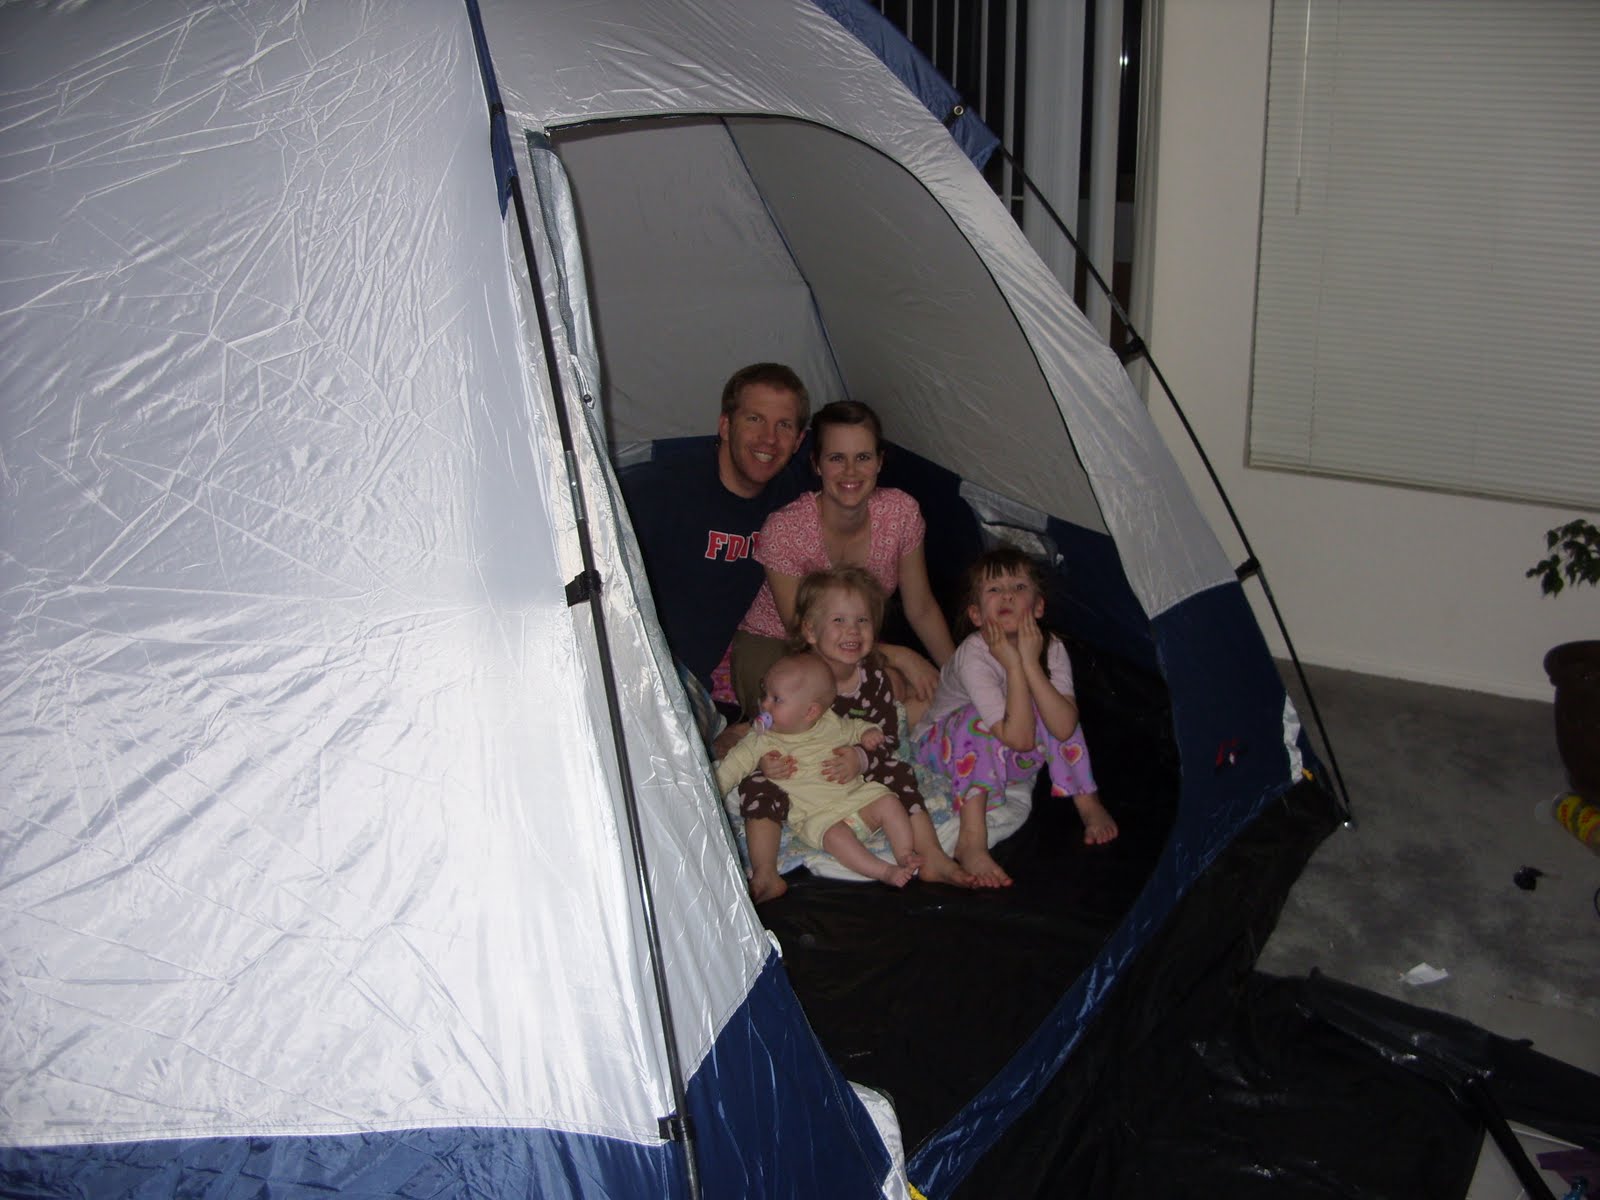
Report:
749,870,789,904
896,851,925,873
871,860,917,888
1075,793,1119,845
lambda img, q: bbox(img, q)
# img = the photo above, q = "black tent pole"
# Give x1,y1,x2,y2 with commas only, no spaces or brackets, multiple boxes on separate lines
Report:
462,4,703,1196
946,102,1354,825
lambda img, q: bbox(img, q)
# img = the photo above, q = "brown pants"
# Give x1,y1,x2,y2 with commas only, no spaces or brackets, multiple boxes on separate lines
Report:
738,756,925,822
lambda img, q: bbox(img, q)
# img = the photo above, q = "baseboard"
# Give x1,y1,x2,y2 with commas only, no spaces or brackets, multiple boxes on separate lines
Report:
1272,651,1555,704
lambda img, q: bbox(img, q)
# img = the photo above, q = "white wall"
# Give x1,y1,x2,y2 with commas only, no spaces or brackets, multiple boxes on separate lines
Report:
1141,0,1597,700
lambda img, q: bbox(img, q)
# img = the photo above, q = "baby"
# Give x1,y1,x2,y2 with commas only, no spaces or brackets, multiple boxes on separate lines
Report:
717,653,922,889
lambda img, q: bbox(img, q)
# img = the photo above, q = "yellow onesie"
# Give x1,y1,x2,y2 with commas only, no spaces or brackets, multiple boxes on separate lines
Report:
716,710,893,850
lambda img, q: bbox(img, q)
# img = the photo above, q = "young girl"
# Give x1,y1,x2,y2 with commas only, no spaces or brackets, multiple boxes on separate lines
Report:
737,567,974,902
912,547,1118,888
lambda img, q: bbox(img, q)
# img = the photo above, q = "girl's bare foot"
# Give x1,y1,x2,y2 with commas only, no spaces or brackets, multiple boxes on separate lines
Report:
918,850,976,888
749,869,788,903
954,844,1012,888
954,787,1011,886
1074,792,1119,845
907,809,974,886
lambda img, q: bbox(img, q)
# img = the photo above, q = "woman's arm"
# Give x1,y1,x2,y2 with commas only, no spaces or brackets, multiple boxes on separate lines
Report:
880,642,940,702
896,543,956,666
766,567,802,633
876,540,954,702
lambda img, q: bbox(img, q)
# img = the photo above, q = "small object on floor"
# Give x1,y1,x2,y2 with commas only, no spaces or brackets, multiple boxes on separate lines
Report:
1515,865,1546,891
1399,962,1449,986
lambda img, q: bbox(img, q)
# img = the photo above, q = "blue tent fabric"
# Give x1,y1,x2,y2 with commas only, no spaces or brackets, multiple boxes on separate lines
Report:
809,0,1001,169
0,1127,684,1200
1156,583,1315,870
904,582,1306,1194
464,0,517,213
0,956,891,1200
686,955,895,1199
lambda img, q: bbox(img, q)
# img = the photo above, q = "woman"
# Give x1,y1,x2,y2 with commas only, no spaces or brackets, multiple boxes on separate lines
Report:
722,400,956,717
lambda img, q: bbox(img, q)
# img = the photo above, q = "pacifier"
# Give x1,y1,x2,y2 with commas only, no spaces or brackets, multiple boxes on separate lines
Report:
753,711,773,730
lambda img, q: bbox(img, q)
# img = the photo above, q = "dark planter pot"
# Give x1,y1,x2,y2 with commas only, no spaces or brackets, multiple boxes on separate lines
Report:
1544,640,1600,802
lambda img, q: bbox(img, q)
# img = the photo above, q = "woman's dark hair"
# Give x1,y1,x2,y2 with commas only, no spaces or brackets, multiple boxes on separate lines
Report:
808,399,883,467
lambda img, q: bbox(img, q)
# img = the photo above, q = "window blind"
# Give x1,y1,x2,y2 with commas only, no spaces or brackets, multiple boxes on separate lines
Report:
1250,0,1600,509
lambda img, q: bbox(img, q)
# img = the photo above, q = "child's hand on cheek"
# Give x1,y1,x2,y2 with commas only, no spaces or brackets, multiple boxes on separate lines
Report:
983,618,1022,668
759,750,798,780
1015,610,1045,663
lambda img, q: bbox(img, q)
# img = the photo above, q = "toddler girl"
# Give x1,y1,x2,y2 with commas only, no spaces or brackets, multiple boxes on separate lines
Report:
912,547,1118,888
737,567,974,902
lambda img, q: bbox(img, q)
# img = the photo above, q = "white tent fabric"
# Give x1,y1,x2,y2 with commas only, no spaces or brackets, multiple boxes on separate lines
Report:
0,0,765,1156
480,0,1236,619
554,120,848,443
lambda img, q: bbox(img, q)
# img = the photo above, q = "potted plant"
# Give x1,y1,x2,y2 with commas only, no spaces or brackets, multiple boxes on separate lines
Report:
1528,518,1600,801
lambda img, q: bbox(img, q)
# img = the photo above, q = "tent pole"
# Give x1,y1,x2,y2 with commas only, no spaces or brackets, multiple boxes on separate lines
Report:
508,173,707,1192
1018,141,1353,824
461,4,704,1195
934,97,1354,824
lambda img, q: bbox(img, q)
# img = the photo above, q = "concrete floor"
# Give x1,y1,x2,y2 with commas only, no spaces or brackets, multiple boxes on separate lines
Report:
1259,663,1599,1198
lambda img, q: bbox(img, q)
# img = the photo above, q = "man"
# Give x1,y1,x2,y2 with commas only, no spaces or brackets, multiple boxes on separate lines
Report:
620,363,811,711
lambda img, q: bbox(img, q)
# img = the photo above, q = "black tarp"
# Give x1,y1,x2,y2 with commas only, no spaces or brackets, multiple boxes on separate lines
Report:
759,630,1187,1154
1103,971,1600,1199
769,759,1600,1199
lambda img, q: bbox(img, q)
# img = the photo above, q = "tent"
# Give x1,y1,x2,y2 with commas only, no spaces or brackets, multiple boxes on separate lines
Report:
0,2,1333,1196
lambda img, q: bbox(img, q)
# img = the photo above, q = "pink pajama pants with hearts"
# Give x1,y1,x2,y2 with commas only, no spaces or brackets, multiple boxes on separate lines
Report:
912,703,1098,811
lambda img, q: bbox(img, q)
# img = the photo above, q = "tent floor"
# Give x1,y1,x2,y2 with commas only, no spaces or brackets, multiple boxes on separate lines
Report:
758,635,1183,1154
760,782,1173,1153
